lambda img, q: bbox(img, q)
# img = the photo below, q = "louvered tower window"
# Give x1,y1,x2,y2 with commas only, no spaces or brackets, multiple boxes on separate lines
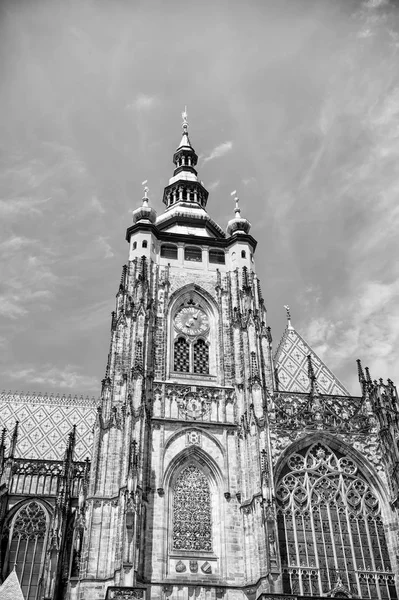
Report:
5,501,48,600
193,339,209,374
174,337,190,372
276,443,397,599
172,465,212,552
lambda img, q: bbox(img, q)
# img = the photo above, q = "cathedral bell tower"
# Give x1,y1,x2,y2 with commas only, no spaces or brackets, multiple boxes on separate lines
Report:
72,111,278,600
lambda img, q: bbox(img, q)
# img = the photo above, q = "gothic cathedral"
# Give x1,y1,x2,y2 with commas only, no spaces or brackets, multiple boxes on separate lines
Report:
1,115,399,600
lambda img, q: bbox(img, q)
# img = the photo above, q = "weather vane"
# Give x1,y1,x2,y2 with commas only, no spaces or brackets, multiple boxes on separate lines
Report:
284,305,293,329
231,190,240,216
142,180,149,205
182,106,188,131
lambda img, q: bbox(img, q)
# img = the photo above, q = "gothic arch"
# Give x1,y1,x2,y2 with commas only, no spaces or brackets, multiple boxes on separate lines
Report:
167,283,219,315
274,436,398,599
162,445,227,579
163,444,224,490
166,284,220,380
274,432,387,504
1,500,51,600
162,426,226,465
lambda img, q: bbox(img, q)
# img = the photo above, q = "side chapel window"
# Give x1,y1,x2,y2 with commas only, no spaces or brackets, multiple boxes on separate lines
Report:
172,465,212,552
276,443,397,599
173,302,210,375
4,501,48,600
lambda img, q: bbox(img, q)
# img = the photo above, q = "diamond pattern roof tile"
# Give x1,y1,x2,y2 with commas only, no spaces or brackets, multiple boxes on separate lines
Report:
0,569,25,600
0,392,98,461
274,326,349,396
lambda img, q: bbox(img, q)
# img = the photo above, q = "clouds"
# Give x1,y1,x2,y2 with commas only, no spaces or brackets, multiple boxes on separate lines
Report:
0,236,58,319
0,0,398,396
126,94,158,112
0,197,51,217
97,235,114,259
4,363,98,390
203,141,233,164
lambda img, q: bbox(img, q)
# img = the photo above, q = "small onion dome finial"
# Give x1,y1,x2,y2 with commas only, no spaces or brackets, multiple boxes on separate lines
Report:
132,179,156,224
226,189,251,236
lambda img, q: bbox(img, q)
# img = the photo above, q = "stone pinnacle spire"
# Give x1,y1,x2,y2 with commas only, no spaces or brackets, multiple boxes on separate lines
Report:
177,106,192,150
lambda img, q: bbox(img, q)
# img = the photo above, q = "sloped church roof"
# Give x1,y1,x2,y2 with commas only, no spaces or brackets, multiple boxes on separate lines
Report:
0,569,25,600
274,321,349,396
0,391,97,460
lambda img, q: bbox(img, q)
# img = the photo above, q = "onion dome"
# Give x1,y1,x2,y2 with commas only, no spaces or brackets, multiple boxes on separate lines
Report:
226,196,251,236
132,183,157,224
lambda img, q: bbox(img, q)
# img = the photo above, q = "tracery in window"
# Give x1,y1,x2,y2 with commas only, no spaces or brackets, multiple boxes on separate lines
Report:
6,501,48,600
276,443,397,599
172,465,212,552
193,339,209,374
174,338,190,372
172,301,211,376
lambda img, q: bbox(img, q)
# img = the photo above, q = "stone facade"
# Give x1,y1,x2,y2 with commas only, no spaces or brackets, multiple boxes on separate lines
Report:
0,118,399,600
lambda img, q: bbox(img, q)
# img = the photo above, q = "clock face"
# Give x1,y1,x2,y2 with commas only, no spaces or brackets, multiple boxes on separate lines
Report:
174,306,209,336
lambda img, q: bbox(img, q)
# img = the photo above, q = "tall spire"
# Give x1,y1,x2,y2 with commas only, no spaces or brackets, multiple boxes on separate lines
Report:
162,109,209,210
177,105,192,150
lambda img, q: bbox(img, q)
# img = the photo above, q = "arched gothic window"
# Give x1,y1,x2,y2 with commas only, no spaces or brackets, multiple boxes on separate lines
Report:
172,300,211,376
276,443,397,599
172,465,212,552
4,501,48,600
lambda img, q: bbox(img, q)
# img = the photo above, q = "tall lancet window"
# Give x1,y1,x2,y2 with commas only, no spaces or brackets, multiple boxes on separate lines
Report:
172,465,212,552
5,501,48,600
276,443,397,600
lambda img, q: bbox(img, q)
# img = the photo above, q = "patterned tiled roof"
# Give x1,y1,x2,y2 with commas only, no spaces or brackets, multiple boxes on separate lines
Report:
0,569,25,600
274,326,349,396
0,392,99,461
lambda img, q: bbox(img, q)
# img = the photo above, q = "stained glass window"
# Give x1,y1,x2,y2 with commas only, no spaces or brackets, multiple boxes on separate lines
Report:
172,465,212,552
276,443,397,599
193,339,209,374
6,501,48,600
174,338,190,372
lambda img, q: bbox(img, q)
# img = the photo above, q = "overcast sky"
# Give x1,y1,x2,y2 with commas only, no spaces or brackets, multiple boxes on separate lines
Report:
0,0,398,397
